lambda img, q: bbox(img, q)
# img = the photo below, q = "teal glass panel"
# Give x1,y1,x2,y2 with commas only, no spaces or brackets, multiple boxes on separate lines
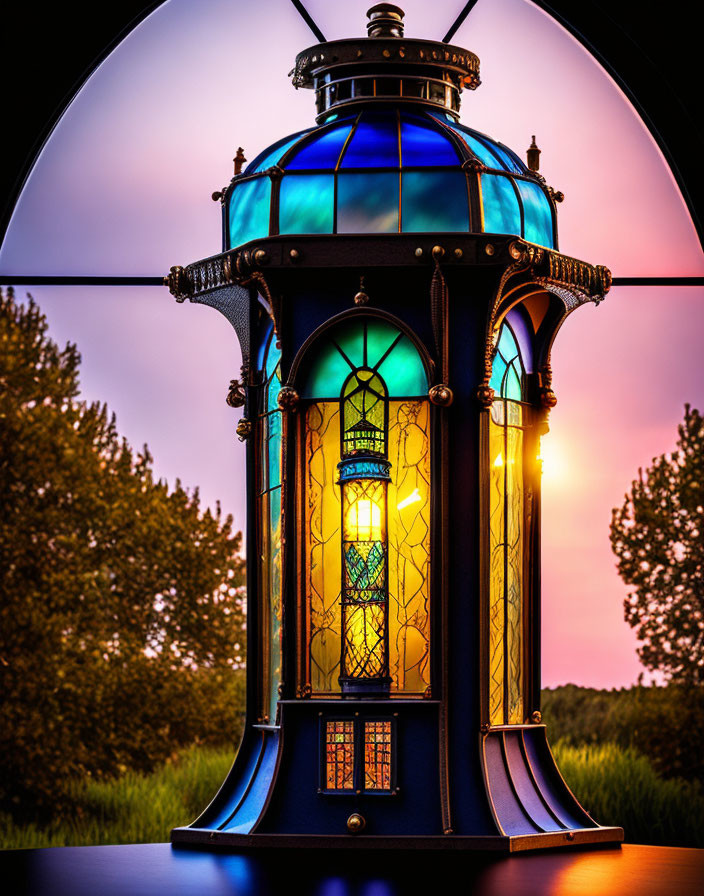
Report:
333,323,365,369
228,177,271,248
303,342,354,398
498,325,519,362
286,122,353,170
428,113,503,168
279,174,334,235
266,340,282,383
401,171,468,232
366,319,400,368
376,335,427,395
505,308,534,373
400,115,459,167
268,411,281,487
340,113,399,168
481,174,521,236
246,129,312,174
504,364,522,401
516,179,554,248
304,320,427,398
337,173,399,233
489,356,507,393
267,367,281,415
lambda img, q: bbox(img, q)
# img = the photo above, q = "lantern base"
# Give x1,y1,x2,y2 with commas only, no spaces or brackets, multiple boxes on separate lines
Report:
171,827,623,852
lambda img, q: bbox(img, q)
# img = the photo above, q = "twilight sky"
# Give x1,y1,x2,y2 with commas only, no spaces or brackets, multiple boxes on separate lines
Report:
2,0,702,688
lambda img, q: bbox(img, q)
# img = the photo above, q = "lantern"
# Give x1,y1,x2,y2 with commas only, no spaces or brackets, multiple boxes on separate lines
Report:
166,4,622,851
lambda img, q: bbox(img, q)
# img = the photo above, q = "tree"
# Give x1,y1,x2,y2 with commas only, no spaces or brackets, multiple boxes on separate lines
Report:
610,405,704,685
0,289,246,820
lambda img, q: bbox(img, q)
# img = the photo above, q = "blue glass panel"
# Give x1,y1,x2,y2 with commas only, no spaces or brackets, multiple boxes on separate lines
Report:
340,114,399,168
480,174,521,236
516,179,554,248
279,174,334,234
376,335,427,395
427,112,503,168
489,356,506,393
400,115,460,166
246,129,312,174
303,343,355,398
505,308,533,374
228,177,271,248
286,122,353,170
258,325,274,372
504,364,522,401
402,171,469,232
338,458,392,482
498,324,519,363
479,138,523,174
337,173,399,233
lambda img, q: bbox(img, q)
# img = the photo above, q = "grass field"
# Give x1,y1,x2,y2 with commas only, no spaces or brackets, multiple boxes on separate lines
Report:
2,742,703,849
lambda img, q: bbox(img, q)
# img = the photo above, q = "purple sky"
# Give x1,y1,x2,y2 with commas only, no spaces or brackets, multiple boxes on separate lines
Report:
2,0,702,688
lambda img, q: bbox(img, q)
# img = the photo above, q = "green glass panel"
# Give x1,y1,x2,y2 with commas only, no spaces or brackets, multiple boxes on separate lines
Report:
376,335,427,396
401,171,469,233
480,173,521,236
279,174,334,234
303,342,354,398
366,319,400,368
228,177,271,248
516,179,554,248
337,173,399,234
504,364,522,401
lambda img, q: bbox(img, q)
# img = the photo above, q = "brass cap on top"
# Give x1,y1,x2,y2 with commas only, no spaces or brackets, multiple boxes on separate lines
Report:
290,5,480,121
366,4,405,38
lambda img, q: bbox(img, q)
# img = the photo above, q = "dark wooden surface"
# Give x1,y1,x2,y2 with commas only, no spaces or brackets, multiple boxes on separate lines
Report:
1,842,702,896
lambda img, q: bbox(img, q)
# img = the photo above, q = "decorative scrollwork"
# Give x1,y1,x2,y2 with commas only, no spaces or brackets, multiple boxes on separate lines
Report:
226,378,246,408
236,418,252,442
277,386,300,412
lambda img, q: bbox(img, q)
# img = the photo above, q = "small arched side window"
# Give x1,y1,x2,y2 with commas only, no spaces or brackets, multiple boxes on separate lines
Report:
487,316,532,725
299,317,431,697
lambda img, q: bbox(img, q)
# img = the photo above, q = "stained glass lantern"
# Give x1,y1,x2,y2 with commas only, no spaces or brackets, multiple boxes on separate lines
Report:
166,4,622,851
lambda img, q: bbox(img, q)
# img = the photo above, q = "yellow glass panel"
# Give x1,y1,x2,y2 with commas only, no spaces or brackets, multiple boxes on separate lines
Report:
506,414,524,724
387,400,431,694
306,402,342,694
488,412,505,725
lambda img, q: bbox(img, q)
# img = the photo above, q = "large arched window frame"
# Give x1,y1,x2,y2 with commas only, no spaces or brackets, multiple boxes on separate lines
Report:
292,312,434,699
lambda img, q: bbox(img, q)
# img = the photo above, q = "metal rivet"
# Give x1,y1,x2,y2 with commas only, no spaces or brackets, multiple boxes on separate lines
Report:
485,243,495,256
566,832,575,841
454,248,463,259
289,249,300,261
254,249,269,265
347,813,366,833
414,247,424,257
432,245,445,259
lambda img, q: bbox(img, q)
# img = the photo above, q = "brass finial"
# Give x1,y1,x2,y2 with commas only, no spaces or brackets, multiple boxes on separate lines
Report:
527,136,541,172
366,4,405,38
233,148,247,176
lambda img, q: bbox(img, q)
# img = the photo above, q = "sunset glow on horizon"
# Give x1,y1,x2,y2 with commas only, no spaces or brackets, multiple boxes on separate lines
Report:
1,0,702,691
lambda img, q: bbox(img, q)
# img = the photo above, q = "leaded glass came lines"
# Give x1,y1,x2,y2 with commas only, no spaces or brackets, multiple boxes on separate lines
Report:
325,721,355,790
364,721,392,791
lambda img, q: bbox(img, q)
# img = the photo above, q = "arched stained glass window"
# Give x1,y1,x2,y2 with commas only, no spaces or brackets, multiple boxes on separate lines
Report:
259,327,283,723
302,318,431,697
488,320,530,725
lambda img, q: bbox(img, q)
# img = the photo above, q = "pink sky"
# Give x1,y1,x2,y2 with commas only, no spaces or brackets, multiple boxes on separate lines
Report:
2,0,702,688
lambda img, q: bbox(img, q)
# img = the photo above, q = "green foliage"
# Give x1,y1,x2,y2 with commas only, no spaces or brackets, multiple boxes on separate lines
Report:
0,745,234,848
554,742,704,849
542,684,704,782
610,405,704,685
0,289,246,821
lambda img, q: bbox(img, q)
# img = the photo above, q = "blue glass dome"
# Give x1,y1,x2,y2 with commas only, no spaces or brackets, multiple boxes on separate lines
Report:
226,107,556,251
